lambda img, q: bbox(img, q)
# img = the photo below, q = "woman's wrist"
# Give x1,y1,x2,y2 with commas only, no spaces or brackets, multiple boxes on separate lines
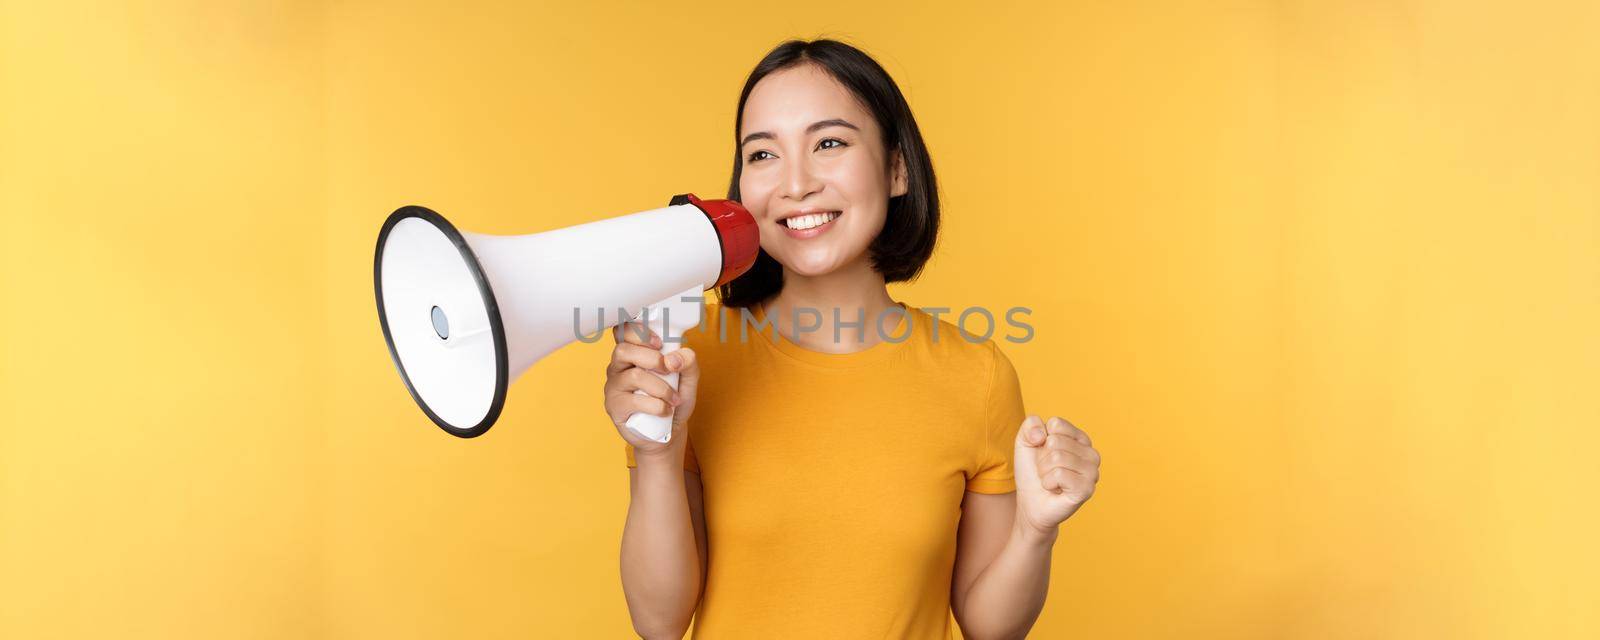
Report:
1012,511,1060,549
633,443,686,470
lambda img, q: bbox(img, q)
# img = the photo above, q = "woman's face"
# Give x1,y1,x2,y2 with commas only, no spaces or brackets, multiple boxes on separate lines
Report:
737,63,907,278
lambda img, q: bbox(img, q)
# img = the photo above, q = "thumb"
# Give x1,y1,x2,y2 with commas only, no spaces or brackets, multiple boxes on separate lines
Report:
1012,415,1046,476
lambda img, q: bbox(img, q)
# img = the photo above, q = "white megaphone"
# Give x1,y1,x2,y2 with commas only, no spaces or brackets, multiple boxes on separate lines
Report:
374,193,759,440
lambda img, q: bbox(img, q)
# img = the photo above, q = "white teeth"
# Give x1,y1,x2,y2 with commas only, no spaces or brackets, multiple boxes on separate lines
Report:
784,211,839,230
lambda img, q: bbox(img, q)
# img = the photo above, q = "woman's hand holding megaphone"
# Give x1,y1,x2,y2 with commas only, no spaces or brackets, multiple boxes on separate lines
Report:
604,319,700,459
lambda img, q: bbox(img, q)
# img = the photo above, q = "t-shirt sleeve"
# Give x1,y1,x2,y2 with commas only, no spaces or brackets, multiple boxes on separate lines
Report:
624,436,701,474
967,343,1025,494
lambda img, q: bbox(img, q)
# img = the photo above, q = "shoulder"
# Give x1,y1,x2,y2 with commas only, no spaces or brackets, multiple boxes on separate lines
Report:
903,305,1016,378
908,307,1004,363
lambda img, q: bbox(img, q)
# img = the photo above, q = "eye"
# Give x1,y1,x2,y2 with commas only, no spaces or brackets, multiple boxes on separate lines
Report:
747,150,775,163
816,138,848,151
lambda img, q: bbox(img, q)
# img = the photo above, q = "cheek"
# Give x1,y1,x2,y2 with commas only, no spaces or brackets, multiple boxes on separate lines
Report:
739,175,782,247
739,173,773,216
842,151,891,196
826,158,890,228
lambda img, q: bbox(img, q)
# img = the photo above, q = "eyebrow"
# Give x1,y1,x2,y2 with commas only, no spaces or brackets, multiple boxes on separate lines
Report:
740,118,860,147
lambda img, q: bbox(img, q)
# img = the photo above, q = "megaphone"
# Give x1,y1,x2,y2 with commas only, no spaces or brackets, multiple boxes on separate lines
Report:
374,193,759,440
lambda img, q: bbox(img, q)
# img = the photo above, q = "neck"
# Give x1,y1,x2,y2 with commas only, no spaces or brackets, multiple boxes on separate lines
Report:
764,255,899,354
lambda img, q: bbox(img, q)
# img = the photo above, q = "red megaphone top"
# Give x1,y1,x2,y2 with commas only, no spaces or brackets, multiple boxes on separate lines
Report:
676,193,760,288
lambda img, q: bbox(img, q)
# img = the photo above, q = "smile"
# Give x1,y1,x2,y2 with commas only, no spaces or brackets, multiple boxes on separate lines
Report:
778,210,842,238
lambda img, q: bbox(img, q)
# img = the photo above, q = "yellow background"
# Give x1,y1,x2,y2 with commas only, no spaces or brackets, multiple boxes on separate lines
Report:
3,1,1597,637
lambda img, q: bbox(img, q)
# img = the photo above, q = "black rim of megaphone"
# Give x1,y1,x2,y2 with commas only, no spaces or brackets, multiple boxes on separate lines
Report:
374,205,509,439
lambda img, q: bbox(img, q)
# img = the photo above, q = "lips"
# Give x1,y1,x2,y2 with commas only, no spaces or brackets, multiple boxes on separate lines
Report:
775,209,843,239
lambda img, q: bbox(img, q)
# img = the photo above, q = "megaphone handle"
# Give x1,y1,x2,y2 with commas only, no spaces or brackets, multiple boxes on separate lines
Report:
624,340,680,444
623,288,700,444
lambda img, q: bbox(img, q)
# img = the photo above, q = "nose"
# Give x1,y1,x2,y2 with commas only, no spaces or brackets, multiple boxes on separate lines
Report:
780,155,823,202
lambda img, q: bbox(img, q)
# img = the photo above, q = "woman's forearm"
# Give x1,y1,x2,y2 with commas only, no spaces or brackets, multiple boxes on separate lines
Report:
956,515,1059,640
620,451,701,639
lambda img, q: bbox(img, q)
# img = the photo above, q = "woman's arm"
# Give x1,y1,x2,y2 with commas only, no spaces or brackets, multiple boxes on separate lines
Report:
952,416,1101,639
951,491,1055,639
605,319,710,639
622,458,707,639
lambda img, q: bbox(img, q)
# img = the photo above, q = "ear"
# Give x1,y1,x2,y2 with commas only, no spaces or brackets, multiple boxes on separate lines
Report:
889,149,909,198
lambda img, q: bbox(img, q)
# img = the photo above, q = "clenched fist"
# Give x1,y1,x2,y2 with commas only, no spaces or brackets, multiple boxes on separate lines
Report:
1014,415,1100,537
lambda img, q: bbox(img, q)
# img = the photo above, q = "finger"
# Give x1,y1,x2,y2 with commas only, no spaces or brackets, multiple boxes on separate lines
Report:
1049,441,1100,470
1040,467,1077,493
1045,434,1100,463
609,342,669,375
1074,442,1101,466
1039,448,1096,475
621,392,673,419
1047,416,1091,447
1044,433,1080,452
612,320,661,348
605,390,671,424
1046,468,1096,500
662,346,697,375
1013,415,1047,449
618,368,679,405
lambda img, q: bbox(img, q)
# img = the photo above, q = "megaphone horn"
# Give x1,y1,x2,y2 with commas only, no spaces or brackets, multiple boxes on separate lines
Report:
374,193,759,439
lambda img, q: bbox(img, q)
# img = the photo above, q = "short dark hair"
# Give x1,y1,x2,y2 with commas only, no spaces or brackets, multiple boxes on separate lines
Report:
717,39,940,308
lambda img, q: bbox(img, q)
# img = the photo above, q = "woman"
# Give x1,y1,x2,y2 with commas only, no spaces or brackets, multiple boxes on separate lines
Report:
603,39,1101,639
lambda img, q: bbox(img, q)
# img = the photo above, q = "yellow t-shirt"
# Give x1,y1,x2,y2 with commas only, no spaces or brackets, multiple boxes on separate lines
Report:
625,301,1026,639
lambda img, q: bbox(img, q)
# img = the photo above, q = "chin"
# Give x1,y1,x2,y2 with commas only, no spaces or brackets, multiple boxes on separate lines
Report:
775,249,850,277
781,256,841,277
